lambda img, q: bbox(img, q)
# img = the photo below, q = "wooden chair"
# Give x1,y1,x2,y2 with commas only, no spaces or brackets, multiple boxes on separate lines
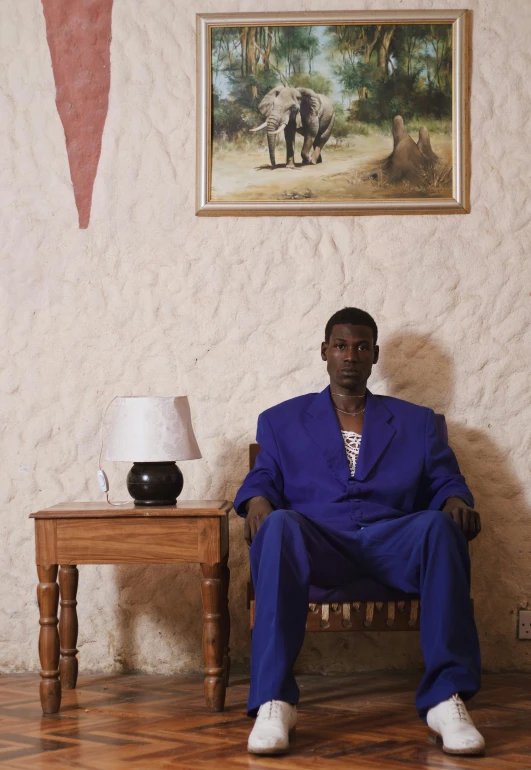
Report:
247,415,471,633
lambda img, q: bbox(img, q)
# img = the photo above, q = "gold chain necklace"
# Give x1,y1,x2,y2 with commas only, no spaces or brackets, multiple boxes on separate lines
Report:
331,391,366,398
333,405,366,417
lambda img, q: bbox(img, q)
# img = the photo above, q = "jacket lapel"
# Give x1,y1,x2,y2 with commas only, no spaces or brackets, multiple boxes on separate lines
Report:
303,386,351,482
355,391,396,481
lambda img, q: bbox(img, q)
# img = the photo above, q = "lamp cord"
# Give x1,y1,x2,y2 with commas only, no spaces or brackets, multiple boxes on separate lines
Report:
99,396,130,506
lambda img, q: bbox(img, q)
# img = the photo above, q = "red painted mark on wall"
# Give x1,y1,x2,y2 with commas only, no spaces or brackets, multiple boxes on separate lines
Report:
42,0,113,229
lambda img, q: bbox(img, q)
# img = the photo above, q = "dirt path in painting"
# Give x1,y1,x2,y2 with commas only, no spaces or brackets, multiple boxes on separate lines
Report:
211,133,452,202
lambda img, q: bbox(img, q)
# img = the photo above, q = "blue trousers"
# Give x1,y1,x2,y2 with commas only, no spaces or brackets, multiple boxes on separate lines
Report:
248,509,481,720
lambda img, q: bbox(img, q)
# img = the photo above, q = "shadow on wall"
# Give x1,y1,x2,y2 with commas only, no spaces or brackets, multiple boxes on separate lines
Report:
298,332,528,674
111,562,204,675
380,333,528,669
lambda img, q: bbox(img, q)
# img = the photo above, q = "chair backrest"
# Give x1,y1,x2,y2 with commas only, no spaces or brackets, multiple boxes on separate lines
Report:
435,413,448,443
249,413,448,470
249,444,261,470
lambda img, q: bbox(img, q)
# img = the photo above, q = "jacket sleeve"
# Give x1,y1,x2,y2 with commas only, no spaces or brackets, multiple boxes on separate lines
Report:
422,409,474,511
234,411,286,518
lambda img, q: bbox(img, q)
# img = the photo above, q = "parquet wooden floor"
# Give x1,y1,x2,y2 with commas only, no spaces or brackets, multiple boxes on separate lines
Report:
1,673,530,769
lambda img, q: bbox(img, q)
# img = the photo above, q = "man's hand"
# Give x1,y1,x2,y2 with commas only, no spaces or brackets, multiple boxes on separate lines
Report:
244,496,274,546
442,497,481,541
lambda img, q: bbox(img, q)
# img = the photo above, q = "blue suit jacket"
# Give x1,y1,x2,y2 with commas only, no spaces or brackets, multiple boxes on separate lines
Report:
234,387,473,528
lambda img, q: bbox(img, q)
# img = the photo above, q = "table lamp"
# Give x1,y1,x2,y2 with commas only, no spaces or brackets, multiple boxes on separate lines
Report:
103,396,201,506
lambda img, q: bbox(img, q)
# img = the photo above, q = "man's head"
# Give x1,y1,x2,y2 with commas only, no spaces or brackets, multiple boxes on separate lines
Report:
321,308,379,393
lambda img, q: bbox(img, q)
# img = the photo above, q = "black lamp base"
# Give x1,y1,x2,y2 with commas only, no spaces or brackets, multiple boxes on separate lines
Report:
126,461,184,507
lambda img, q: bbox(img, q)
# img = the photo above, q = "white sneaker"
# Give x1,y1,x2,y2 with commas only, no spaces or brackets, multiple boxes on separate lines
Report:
427,693,485,755
247,700,297,755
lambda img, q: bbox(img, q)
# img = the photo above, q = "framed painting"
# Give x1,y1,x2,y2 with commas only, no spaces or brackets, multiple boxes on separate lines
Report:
196,10,469,216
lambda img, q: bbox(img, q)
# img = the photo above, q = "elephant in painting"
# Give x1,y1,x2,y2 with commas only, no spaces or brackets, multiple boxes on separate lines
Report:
251,86,335,169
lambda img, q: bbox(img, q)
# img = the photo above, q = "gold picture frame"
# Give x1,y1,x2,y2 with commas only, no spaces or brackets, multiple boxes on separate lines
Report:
196,10,470,216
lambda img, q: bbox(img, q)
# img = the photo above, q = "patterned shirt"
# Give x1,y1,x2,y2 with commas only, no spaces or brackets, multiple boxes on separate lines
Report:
341,430,362,476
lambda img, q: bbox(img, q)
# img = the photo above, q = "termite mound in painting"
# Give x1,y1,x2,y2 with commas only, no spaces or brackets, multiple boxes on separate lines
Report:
364,116,452,190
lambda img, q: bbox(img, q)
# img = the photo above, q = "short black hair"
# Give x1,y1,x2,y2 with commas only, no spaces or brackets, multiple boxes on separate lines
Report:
324,307,378,345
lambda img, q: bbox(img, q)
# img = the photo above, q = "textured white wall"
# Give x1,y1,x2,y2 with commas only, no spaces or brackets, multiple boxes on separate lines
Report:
1,0,531,678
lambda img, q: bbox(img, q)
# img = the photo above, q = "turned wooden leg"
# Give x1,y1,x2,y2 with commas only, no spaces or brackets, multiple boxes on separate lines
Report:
37,565,61,714
220,557,231,688
58,565,79,689
201,563,226,711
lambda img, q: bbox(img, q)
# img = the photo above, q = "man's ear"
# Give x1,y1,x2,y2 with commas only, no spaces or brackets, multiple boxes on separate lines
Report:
321,341,327,361
373,345,380,364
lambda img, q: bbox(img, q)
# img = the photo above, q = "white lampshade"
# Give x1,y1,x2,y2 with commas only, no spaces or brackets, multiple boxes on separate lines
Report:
103,396,201,463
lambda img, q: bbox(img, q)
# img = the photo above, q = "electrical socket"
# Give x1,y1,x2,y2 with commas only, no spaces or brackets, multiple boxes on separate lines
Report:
518,610,531,640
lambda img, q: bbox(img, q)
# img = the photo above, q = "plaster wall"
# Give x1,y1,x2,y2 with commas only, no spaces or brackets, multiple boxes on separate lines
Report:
1,0,531,678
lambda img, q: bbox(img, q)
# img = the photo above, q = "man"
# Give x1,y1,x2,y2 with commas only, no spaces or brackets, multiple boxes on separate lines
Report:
234,307,484,757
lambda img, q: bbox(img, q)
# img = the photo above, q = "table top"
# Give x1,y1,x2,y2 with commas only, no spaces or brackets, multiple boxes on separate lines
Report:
30,500,233,519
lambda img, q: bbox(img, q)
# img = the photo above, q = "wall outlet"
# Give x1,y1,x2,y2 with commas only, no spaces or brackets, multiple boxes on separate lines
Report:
518,610,531,640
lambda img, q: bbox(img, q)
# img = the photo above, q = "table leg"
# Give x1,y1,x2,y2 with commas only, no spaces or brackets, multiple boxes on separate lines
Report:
37,565,61,714
58,565,79,689
220,556,231,688
201,563,226,711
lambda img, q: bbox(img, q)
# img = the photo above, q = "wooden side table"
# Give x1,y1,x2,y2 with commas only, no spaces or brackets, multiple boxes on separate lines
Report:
30,500,232,715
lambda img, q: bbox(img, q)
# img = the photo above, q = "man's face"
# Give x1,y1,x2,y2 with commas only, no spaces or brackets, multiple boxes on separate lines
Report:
321,324,379,390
